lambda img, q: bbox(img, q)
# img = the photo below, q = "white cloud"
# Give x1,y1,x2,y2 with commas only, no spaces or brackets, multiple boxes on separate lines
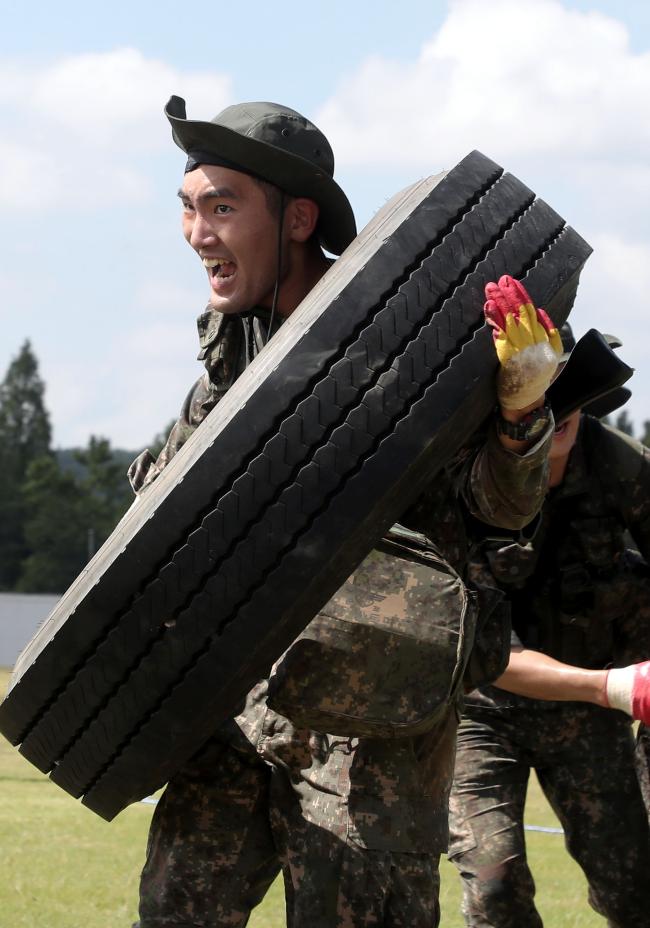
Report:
44,319,201,448
316,0,650,431
568,231,650,430
0,49,233,210
0,140,63,208
4,12,650,448
317,0,650,170
133,278,207,316
27,48,231,150
572,232,650,331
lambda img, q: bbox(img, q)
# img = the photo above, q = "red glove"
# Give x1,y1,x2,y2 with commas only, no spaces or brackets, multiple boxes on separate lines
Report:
606,662,650,723
484,275,562,409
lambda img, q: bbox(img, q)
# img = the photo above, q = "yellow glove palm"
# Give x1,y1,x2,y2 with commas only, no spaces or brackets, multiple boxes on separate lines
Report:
484,276,562,409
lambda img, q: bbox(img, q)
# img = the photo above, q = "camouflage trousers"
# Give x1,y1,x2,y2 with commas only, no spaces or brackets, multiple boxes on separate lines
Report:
135,731,441,928
448,695,650,927
635,724,650,816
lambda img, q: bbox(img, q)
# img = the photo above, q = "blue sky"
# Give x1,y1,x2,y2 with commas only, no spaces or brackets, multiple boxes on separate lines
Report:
2,0,649,448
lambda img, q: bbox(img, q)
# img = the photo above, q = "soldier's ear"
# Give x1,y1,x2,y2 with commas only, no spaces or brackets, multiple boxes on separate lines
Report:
286,198,319,243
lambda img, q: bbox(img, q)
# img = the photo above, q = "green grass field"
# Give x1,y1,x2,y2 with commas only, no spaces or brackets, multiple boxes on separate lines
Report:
0,669,603,926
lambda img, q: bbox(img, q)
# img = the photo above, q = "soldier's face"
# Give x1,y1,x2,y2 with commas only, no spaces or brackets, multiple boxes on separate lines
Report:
549,408,581,461
179,165,284,315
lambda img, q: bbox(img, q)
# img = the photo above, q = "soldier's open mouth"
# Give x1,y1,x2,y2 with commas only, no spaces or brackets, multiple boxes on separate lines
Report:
203,257,236,280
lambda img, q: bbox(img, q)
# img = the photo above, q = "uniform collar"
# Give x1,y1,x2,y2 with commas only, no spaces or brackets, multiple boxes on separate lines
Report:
196,305,277,351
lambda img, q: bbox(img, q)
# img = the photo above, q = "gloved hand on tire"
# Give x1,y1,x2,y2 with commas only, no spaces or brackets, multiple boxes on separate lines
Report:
484,275,563,409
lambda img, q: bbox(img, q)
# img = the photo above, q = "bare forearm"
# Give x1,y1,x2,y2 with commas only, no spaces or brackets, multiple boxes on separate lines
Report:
495,648,609,706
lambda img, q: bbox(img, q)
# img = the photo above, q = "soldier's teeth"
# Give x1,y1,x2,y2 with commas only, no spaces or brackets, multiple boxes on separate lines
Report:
203,258,226,269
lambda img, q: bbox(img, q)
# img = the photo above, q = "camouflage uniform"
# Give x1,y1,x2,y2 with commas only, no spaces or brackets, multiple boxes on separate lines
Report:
635,723,650,815
130,304,552,928
449,414,650,927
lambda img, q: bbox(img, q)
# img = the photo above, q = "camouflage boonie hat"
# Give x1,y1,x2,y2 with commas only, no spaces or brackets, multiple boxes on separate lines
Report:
165,96,357,256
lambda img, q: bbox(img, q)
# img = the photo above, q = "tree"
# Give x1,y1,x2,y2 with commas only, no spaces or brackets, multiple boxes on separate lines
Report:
74,436,133,556
642,421,650,449
0,340,52,482
0,478,28,590
0,343,162,592
17,456,87,593
17,436,136,594
614,410,634,437
0,342,53,589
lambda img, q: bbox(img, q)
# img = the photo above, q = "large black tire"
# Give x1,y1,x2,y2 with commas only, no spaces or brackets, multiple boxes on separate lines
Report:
0,151,591,820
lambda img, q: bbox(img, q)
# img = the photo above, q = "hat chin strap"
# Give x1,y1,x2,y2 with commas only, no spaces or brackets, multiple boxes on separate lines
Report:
265,191,285,345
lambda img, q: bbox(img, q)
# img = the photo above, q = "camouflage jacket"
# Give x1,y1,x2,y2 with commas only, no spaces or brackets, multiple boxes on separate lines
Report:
470,415,650,702
129,306,280,491
129,303,553,853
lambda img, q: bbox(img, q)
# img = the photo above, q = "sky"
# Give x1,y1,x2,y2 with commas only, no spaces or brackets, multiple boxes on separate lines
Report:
2,0,649,450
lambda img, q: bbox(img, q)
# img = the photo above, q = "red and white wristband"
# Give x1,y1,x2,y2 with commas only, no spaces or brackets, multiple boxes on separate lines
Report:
605,662,650,723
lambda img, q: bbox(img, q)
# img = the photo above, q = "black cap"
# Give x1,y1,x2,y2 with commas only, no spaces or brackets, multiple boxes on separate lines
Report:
560,321,622,362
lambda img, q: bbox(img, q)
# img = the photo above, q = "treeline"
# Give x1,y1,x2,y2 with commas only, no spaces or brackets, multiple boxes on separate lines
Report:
606,408,650,446
0,342,170,595
0,342,648,596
